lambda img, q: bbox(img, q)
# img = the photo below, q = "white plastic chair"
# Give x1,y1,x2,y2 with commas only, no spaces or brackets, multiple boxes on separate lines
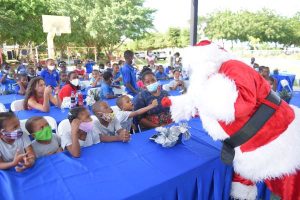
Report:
0,103,7,112
57,119,71,137
11,99,25,112
280,79,292,92
20,116,57,135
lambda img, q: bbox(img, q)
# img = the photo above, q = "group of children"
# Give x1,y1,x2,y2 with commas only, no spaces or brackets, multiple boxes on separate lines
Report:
0,92,159,171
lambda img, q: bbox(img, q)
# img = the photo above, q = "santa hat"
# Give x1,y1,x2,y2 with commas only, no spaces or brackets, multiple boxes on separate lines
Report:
195,40,212,46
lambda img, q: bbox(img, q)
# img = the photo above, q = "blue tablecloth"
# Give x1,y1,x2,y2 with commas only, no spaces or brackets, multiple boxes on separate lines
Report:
272,73,296,92
0,94,24,109
290,91,300,107
0,118,232,200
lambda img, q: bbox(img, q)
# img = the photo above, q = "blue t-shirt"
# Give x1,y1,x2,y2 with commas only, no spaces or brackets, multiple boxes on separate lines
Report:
40,69,60,87
155,72,168,80
0,73,17,94
85,62,95,74
120,63,138,96
17,65,27,74
101,82,114,99
113,72,122,85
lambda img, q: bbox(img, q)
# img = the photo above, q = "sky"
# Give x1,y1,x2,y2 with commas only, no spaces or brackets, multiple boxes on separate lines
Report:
144,0,300,32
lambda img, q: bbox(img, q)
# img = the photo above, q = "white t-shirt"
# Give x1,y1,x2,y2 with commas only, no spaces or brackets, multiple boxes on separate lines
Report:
31,134,61,158
113,108,133,131
0,133,32,162
60,128,100,150
93,117,122,136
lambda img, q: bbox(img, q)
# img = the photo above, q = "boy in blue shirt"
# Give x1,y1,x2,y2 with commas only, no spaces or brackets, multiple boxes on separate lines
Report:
155,65,168,80
85,59,95,75
112,63,122,85
40,59,60,88
101,71,118,99
14,74,28,95
120,50,139,96
0,63,16,94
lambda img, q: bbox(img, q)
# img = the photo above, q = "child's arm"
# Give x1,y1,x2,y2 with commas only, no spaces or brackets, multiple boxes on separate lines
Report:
129,99,158,118
66,119,81,157
22,145,36,168
100,129,130,142
50,87,61,108
0,150,27,170
17,82,26,95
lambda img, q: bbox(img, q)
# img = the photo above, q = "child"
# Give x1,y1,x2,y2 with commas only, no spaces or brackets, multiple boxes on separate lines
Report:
101,71,118,99
58,61,67,73
25,116,62,158
90,69,102,88
0,63,17,94
112,63,122,85
24,77,60,112
74,60,86,79
92,101,130,142
59,72,68,88
0,112,35,172
27,66,37,81
15,73,29,95
168,70,186,92
40,58,60,88
62,107,100,157
85,59,95,75
115,95,158,131
155,65,168,80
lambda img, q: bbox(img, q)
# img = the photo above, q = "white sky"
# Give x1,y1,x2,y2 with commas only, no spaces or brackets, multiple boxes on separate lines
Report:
144,0,300,32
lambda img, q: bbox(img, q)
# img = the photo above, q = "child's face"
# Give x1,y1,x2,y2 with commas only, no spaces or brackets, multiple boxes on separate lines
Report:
30,118,49,138
120,96,133,111
0,117,20,144
20,76,28,85
158,66,164,72
143,74,157,86
105,77,113,85
174,71,181,79
69,73,78,81
92,71,100,79
99,103,113,114
60,74,68,82
35,80,46,94
113,65,119,73
76,64,82,69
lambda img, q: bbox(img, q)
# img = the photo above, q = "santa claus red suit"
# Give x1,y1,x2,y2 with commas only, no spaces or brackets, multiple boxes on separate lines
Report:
168,40,300,200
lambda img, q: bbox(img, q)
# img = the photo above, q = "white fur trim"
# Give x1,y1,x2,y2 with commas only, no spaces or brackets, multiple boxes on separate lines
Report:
234,105,300,182
169,95,197,122
200,114,229,140
230,182,257,200
196,73,238,124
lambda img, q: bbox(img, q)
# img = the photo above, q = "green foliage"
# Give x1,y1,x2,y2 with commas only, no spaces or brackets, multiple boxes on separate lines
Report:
202,9,300,47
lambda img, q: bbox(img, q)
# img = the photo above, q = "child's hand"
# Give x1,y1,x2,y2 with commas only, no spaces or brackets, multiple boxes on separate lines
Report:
44,86,53,95
71,119,81,132
150,99,158,108
23,155,35,167
118,129,130,142
12,149,27,166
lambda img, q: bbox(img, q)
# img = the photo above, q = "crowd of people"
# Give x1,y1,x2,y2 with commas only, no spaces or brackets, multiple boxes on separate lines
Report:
0,50,189,172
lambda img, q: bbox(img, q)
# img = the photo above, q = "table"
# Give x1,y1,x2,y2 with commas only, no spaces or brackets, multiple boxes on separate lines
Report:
0,118,232,200
0,94,24,109
290,91,300,107
272,73,296,92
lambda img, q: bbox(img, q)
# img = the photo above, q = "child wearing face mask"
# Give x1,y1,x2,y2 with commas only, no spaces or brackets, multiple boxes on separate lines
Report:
25,116,62,158
0,112,36,172
115,95,158,131
92,101,130,142
58,71,80,102
61,107,100,157
40,58,60,88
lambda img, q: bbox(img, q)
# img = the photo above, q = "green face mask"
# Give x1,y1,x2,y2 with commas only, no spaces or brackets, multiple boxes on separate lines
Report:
34,126,52,141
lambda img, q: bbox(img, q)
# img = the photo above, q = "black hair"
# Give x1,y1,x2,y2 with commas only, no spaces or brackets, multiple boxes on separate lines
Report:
174,52,180,57
116,95,128,109
118,60,124,66
25,116,44,134
0,112,16,130
173,69,181,74
141,71,155,82
68,107,87,123
99,63,105,69
103,71,113,81
124,50,134,59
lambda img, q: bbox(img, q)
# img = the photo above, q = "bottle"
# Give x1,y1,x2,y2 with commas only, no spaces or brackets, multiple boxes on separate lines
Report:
77,90,83,106
71,91,76,108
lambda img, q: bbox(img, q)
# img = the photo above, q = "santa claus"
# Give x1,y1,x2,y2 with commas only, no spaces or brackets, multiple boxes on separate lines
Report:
166,40,300,200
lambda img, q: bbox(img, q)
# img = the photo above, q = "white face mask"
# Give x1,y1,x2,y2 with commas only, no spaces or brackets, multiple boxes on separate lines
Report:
48,65,55,71
70,78,80,86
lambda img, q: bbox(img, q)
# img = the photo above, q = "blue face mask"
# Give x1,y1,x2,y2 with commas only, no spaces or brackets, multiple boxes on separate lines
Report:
146,81,160,92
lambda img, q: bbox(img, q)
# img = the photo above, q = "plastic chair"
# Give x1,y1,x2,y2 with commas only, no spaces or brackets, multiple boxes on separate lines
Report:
0,103,7,112
11,99,25,112
20,119,30,135
57,119,71,137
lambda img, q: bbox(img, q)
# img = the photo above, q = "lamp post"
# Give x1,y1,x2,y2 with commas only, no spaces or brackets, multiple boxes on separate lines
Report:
190,0,198,46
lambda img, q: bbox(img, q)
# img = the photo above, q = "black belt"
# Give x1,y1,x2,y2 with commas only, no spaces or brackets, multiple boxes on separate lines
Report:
221,90,281,165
